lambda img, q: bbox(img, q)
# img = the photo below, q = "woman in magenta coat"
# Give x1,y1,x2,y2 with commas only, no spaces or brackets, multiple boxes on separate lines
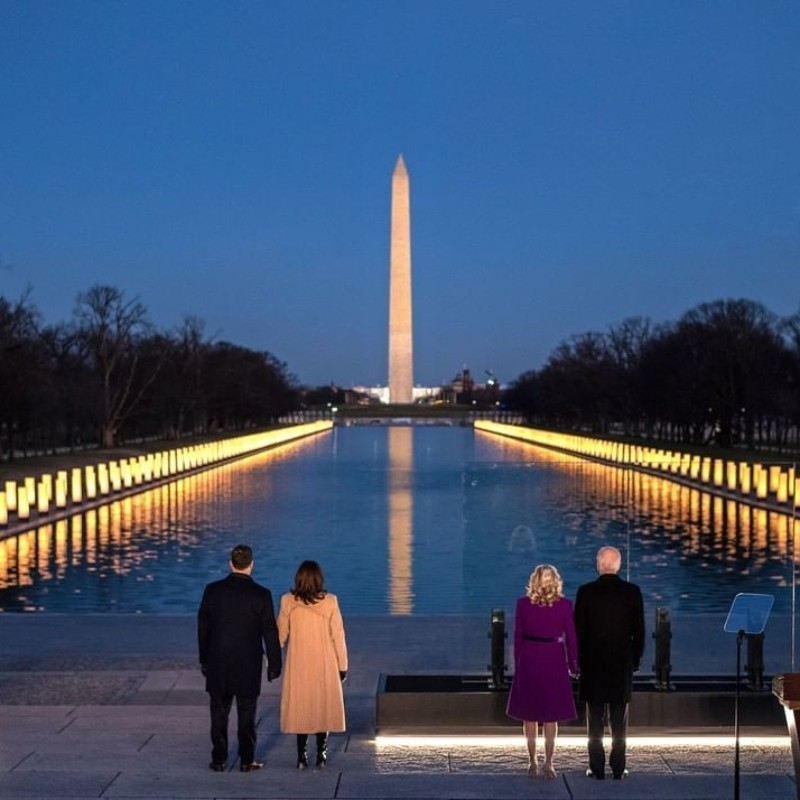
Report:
506,564,579,778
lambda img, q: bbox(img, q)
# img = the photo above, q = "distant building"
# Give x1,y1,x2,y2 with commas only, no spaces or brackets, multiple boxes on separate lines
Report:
439,367,501,406
349,368,499,406
351,385,442,405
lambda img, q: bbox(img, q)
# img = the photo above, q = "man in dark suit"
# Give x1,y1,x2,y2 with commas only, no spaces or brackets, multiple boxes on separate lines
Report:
574,546,645,780
198,544,282,772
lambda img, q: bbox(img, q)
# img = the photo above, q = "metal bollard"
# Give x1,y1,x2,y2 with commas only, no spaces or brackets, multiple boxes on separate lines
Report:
652,607,673,690
488,608,507,690
746,632,765,690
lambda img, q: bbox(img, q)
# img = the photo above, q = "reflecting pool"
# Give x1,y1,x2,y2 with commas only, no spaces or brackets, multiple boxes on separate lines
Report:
0,427,796,629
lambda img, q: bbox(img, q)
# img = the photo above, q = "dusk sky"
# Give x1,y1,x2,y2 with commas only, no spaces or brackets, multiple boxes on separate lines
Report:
2,2,798,388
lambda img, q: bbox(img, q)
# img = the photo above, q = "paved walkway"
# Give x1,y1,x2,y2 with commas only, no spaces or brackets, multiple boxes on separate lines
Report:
0,615,795,799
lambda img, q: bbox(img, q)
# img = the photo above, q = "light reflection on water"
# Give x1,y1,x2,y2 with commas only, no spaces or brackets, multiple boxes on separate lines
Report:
0,428,796,624
464,434,797,619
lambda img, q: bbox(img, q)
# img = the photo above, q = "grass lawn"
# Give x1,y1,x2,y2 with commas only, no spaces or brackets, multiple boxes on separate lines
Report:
0,426,284,485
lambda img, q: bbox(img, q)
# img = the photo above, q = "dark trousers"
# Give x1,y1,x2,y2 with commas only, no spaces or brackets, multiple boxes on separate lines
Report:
209,693,257,764
586,701,628,778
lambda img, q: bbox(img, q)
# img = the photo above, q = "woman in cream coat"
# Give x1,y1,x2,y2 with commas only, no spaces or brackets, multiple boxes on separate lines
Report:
277,560,348,769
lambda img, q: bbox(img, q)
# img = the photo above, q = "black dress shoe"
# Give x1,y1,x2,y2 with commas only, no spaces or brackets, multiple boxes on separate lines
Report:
209,762,225,772
586,768,605,779
613,769,629,780
240,761,264,772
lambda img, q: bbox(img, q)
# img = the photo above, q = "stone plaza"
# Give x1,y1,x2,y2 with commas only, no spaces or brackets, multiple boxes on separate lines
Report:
0,614,794,800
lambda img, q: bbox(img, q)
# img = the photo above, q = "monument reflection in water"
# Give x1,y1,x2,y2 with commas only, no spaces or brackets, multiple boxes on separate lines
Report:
388,427,413,615
0,426,797,670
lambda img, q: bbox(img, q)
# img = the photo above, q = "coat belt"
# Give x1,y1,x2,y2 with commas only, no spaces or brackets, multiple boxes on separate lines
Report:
522,634,563,643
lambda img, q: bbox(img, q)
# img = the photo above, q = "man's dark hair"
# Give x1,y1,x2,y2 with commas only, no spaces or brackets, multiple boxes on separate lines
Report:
230,544,253,570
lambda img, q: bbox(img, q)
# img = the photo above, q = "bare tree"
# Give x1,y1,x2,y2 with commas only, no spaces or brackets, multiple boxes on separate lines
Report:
73,284,163,447
606,317,653,435
0,290,43,458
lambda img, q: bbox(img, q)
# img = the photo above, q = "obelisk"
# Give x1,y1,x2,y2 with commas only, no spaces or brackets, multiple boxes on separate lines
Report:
388,155,413,404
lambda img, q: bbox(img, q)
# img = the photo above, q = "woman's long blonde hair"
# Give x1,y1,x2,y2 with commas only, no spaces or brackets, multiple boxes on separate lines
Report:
526,564,564,606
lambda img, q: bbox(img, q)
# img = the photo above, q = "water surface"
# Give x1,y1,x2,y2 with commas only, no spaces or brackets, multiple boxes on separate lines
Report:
0,427,795,627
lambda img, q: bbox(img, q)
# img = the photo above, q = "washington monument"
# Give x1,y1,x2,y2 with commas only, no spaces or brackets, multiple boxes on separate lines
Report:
388,155,414,404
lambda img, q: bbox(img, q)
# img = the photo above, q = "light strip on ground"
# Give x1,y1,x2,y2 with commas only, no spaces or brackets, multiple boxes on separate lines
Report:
374,735,789,749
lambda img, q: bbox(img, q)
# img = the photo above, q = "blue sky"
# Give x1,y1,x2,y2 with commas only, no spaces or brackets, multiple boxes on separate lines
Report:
1,1,798,387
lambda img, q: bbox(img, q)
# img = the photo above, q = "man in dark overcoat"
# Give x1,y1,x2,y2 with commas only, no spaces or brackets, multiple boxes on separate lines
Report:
198,544,282,772
574,546,645,780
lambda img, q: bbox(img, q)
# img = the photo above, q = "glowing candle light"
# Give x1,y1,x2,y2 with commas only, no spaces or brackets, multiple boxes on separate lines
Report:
120,460,133,489
97,464,109,495
71,468,83,504
36,479,49,515
769,465,781,494
755,466,768,500
110,462,122,491
85,466,97,500
726,462,738,491
739,463,751,496
24,476,36,506
17,487,30,520
5,480,17,512
55,475,67,509
777,472,789,504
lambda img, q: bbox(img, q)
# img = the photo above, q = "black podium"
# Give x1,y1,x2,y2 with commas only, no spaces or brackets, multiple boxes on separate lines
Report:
724,593,774,800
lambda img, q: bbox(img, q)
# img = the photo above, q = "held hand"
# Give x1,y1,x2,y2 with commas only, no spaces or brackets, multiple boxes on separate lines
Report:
339,670,347,682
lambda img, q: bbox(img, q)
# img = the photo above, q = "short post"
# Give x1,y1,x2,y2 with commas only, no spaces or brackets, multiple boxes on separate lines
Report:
772,673,800,800
488,608,507,690
745,633,765,690
652,607,673,690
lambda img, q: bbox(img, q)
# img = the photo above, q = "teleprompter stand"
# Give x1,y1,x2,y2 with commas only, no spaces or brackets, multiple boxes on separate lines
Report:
724,592,774,800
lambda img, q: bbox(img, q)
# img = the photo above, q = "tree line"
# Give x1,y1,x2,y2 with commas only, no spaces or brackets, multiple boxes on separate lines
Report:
504,298,800,452
0,285,297,459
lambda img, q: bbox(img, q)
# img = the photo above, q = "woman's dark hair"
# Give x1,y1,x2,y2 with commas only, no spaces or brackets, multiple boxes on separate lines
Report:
291,560,326,604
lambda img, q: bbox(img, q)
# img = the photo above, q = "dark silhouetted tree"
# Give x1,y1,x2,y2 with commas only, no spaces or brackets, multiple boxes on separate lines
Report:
73,285,163,447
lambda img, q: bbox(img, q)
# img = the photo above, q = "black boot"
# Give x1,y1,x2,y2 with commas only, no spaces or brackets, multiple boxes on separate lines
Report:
315,732,328,768
296,734,308,770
